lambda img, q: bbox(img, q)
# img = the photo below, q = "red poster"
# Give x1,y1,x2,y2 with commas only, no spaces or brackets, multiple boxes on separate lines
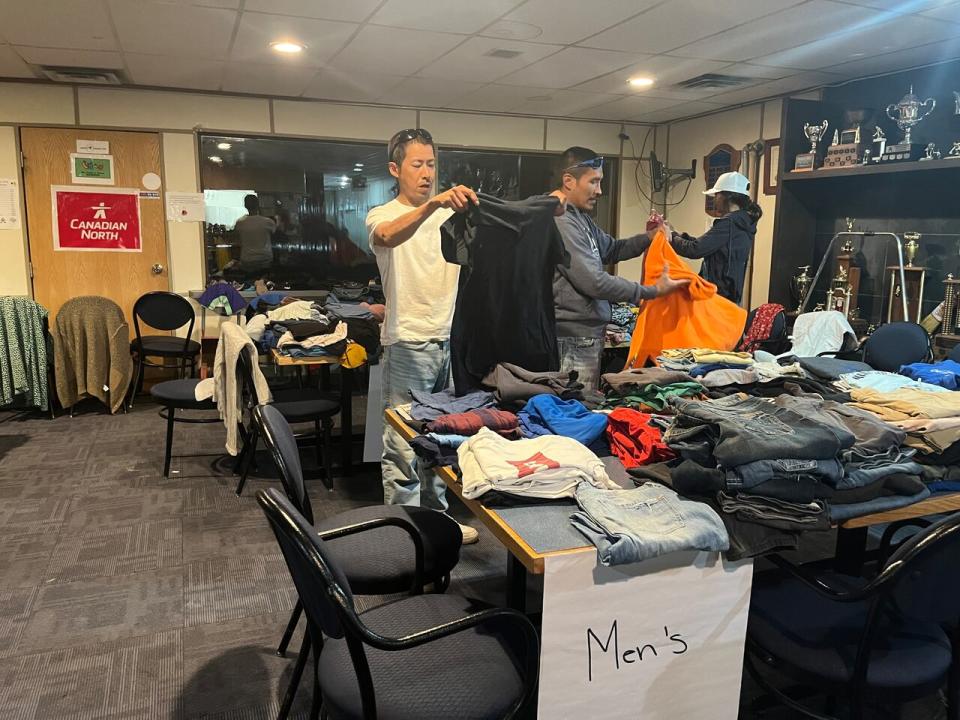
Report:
52,187,142,251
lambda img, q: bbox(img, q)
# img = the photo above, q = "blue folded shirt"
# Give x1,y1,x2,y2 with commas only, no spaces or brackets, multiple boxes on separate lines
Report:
900,359,960,390
518,394,608,446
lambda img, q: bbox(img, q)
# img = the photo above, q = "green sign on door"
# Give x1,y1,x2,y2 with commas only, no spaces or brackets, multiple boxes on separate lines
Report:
70,153,114,185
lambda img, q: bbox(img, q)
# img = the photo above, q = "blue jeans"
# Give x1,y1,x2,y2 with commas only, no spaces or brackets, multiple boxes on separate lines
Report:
557,336,603,392
829,487,931,522
570,483,729,566
381,340,451,510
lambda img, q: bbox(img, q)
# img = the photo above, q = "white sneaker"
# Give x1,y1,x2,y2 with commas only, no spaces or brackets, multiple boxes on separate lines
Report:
458,522,479,545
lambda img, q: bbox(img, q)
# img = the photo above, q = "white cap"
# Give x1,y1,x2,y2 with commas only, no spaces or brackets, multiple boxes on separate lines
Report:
703,171,750,196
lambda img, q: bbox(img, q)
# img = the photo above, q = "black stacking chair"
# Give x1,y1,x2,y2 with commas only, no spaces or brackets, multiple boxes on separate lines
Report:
150,377,217,477
745,512,960,720
257,487,539,720
739,304,788,354
234,349,340,495
130,291,202,408
254,403,464,718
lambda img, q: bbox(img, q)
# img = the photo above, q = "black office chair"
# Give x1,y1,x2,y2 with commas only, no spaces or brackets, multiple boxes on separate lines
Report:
739,304,789,354
745,512,960,720
234,348,340,495
822,321,932,373
254,404,463,718
149,378,217,477
130,291,202,407
257,487,539,720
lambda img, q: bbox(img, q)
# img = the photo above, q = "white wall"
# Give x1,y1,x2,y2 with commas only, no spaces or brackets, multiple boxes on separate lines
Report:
0,126,29,296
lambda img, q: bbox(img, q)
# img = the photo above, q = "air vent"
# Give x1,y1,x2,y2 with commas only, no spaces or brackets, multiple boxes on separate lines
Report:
39,66,125,85
674,73,755,90
484,48,523,59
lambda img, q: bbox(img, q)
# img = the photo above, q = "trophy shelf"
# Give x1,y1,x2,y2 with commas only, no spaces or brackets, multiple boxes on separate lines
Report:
782,156,960,181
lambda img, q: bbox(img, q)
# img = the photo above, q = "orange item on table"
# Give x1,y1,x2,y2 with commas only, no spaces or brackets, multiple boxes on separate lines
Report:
626,229,747,368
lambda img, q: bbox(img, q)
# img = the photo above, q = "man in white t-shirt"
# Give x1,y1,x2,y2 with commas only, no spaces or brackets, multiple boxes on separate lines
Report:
235,194,276,275
366,128,480,543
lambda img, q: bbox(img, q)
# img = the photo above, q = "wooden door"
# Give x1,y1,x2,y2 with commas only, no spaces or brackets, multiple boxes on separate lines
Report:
21,127,169,325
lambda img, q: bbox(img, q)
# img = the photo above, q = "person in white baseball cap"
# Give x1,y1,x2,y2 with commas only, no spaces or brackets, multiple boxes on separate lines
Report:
653,170,762,304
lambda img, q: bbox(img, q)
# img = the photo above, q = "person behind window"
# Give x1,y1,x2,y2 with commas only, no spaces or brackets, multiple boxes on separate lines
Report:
551,146,688,390
236,194,276,277
365,128,480,544
660,171,762,305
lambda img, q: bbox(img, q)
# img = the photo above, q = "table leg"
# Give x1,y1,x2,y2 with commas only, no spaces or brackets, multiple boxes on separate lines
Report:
834,526,868,576
507,552,527,613
340,367,353,476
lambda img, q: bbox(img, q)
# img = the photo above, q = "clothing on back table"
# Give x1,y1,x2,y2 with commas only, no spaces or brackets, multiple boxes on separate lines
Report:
441,193,569,395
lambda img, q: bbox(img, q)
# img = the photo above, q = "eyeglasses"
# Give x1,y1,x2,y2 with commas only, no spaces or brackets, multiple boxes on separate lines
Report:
563,156,604,172
388,128,433,161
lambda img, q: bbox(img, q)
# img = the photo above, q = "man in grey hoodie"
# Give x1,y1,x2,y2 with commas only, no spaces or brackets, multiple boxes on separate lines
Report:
552,146,688,390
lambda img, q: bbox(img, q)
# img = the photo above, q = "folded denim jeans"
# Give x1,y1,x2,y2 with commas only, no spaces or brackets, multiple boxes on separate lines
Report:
717,491,830,531
729,457,844,490
570,483,729,566
840,458,923,490
828,486,931,522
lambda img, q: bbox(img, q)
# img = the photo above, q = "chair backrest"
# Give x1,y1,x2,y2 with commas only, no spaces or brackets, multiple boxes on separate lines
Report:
254,404,313,523
948,344,960,364
862,321,931,372
234,342,260,411
257,487,354,640
881,512,960,624
133,291,195,338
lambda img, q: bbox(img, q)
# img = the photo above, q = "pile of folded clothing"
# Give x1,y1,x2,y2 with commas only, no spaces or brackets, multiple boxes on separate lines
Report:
600,366,703,412
457,427,619,501
481,362,585,409
836,369,950,394
658,347,754,373
276,321,347,358
517,394,609,453
899,359,960,390
402,387,499,469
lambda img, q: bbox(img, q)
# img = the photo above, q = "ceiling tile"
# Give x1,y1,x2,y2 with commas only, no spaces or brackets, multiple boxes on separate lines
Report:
920,1,960,22
668,0,869,63
125,52,225,90
753,14,959,70
303,69,406,102
509,89,623,116
572,56,728,96
824,38,960,78
0,0,117,51
498,46,644,89
651,99,727,122
493,0,659,45
454,83,556,113
243,0,381,23
579,0,806,55
377,76,484,109
141,0,240,7
842,0,956,10
0,45,34,78
417,37,562,83
231,12,358,68
13,46,125,69
329,25,464,75
370,0,524,34
570,95,682,121
110,1,236,59
222,62,318,96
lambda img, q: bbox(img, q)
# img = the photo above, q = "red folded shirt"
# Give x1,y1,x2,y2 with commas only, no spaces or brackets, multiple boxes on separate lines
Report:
426,408,520,437
606,407,675,469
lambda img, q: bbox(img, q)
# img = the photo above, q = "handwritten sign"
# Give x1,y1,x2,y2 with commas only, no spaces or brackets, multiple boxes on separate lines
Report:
538,550,753,720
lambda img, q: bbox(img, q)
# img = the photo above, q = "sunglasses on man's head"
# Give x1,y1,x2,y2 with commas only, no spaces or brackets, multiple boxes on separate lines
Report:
388,128,433,161
564,156,604,171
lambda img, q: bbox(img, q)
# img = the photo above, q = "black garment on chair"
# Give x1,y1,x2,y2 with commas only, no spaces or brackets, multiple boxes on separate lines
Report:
257,487,539,720
130,291,201,406
745,512,960,719
441,193,569,395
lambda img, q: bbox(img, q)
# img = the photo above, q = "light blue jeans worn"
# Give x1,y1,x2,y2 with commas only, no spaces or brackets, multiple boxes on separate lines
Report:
557,336,604,392
570,483,729,566
381,340,451,510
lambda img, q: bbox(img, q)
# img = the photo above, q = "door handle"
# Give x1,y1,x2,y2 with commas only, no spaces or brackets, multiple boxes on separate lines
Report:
151,263,165,275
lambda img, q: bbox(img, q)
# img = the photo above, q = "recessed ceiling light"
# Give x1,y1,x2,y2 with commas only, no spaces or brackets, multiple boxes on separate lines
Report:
628,77,655,88
208,155,222,163
216,142,232,150
354,163,364,168
271,40,305,54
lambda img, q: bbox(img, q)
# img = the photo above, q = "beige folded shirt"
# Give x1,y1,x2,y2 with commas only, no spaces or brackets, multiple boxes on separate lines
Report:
850,387,960,421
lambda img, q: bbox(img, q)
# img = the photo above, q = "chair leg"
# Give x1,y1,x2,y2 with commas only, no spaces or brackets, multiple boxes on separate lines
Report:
163,406,175,478
235,426,258,496
277,601,303,656
129,353,144,409
310,634,322,720
321,419,334,492
948,635,960,720
278,629,311,720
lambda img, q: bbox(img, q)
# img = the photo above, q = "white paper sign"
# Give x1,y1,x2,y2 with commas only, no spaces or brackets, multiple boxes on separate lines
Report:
0,178,21,230
538,551,753,720
77,139,109,154
165,192,206,222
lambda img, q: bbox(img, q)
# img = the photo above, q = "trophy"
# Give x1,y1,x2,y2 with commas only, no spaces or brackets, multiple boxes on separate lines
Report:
824,110,870,169
792,265,812,311
947,141,960,159
794,120,829,171
881,85,935,162
919,143,941,161
954,91,960,115
869,126,886,163
904,232,920,267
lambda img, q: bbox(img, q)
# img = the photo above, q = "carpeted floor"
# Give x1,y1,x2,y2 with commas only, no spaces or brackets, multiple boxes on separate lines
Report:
0,399,948,719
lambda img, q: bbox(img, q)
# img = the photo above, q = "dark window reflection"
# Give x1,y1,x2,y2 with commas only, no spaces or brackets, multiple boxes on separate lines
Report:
200,135,619,291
